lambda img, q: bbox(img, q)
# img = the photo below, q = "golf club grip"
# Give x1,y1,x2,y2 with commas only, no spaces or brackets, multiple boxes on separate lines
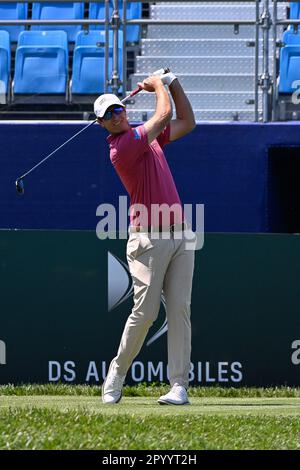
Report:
124,68,170,101
125,85,142,100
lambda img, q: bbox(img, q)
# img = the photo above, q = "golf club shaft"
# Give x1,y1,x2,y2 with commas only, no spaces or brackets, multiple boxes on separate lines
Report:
18,119,96,181
17,86,142,181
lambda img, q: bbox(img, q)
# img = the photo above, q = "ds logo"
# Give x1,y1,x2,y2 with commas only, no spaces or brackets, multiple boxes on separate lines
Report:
291,340,300,365
0,340,6,365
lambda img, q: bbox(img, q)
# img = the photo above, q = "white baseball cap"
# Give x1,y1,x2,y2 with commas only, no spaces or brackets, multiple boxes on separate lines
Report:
94,94,125,118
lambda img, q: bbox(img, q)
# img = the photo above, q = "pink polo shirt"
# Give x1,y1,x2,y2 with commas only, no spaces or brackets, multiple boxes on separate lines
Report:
107,124,184,226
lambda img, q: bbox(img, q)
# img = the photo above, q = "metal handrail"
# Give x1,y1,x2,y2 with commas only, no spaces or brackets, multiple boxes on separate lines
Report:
122,0,127,101
274,20,300,25
0,19,258,25
261,0,270,122
105,0,109,93
0,20,106,25
254,0,259,122
111,0,120,95
272,0,277,121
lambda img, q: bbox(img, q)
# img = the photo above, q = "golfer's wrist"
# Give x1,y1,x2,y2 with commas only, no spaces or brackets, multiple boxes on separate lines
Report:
161,72,177,87
153,81,166,91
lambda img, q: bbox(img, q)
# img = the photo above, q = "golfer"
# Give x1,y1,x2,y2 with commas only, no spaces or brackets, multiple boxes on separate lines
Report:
94,70,196,405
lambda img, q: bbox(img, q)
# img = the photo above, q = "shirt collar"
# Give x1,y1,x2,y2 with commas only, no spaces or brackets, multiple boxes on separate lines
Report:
107,134,115,144
107,127,132,144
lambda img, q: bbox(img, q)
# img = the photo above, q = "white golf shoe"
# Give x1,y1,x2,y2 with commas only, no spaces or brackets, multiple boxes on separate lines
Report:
157,383,190,405
102,363,125,404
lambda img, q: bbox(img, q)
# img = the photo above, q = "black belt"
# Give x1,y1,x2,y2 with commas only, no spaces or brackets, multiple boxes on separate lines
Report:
130,222,187,233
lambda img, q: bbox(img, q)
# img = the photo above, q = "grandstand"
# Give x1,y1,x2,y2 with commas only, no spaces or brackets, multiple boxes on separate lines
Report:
0,1,299,121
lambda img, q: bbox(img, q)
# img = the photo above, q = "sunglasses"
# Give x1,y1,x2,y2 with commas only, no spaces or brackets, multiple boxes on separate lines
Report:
103,106,124,121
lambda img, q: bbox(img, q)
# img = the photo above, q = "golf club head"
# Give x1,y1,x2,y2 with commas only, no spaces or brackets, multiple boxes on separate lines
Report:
15,178,24,195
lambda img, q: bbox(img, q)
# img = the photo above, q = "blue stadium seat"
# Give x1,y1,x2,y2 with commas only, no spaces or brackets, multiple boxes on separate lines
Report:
0,31,10,100
89,1,141,44
279,45,300,93
283,28,300,45
32,2,84,42
279,29,300,92
71,30,123,95
14,31,68,94
290,3,300,19
0,3,28,42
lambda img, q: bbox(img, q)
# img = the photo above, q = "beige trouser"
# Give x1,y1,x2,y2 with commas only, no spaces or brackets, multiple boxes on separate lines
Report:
111,227,195,389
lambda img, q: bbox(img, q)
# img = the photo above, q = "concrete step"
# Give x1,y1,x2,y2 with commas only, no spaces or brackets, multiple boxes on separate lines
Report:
126,109,261,123
141,38,272,57
150,4,287,21
146,24,262,40
125,91,262,110
130,73,255,92
136,56,273,75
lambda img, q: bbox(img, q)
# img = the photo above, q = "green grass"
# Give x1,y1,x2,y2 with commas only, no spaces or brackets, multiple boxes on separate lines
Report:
1,383,300,397
1,385,300,450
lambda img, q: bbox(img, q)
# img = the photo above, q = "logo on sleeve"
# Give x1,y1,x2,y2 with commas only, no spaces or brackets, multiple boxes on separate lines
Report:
133,128,141,140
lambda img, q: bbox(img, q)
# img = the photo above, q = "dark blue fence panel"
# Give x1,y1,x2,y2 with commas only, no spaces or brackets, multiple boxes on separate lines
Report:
1,121,300,232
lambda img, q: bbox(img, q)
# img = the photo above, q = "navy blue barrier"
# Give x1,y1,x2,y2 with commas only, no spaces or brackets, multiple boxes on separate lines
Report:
1,121,300,232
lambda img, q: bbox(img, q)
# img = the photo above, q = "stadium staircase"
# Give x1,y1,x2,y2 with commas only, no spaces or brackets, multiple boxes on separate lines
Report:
126,1,288,122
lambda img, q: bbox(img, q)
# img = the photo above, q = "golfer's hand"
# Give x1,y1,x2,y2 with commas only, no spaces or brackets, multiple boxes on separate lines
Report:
137,76,164,93
152,68,177,87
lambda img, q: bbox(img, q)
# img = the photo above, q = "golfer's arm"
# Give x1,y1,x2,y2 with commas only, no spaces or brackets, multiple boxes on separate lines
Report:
168,79,196,141
144,83,172,144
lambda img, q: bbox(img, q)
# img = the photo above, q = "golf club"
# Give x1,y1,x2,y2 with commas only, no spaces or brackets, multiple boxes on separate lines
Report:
14,82,149,196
